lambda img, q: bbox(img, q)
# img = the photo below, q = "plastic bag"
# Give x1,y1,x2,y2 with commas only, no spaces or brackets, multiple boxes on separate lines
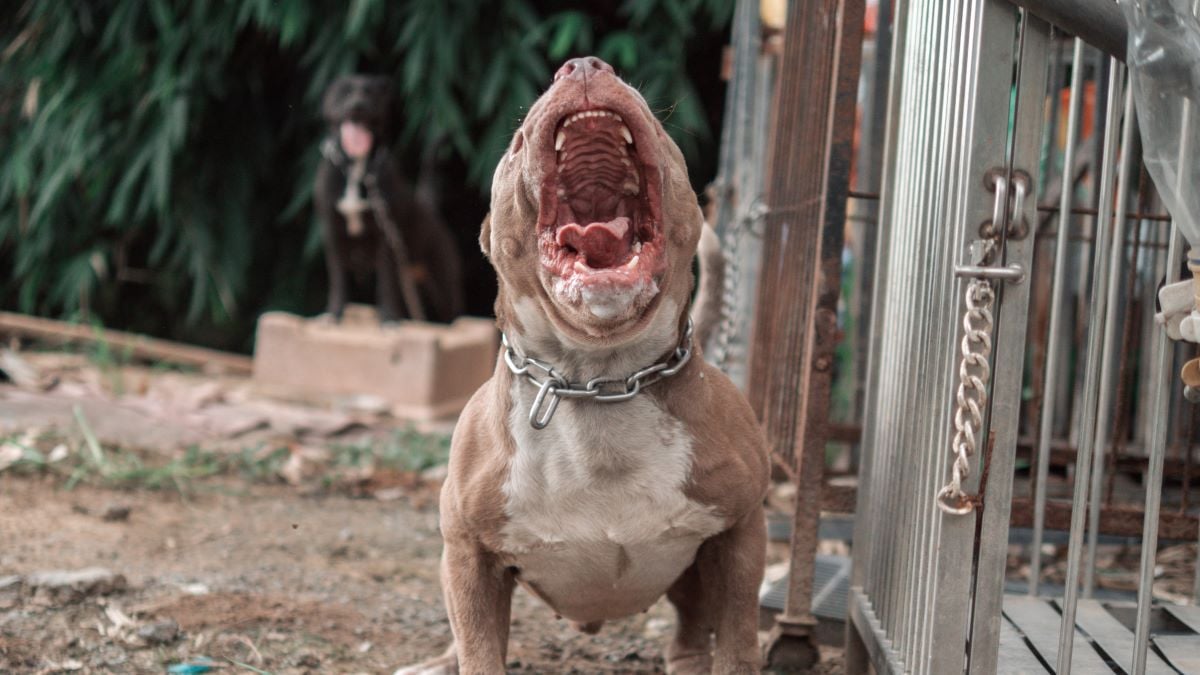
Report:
1121,0,1200,246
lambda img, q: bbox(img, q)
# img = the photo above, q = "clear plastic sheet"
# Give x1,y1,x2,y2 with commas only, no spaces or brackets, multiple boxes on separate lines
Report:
1121,0,1200,246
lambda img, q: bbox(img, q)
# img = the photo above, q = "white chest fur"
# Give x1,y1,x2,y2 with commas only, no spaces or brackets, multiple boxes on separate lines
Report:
498,316,725,621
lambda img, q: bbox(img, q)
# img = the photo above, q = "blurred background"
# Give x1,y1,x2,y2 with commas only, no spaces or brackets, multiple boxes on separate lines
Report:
0,0,733,351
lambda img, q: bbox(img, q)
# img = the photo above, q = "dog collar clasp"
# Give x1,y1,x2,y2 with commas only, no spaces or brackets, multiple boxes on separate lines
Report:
501,318,694,430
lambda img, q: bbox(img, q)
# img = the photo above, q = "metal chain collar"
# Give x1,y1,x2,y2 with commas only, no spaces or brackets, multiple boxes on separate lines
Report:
936,278,996,515
503,318,694,430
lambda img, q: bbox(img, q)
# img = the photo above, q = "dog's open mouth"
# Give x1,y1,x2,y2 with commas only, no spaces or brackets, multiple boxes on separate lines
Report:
538,108,665,302
340,121,374,159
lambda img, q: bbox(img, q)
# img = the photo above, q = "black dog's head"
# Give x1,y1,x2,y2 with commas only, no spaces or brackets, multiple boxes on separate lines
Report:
322,74,394,160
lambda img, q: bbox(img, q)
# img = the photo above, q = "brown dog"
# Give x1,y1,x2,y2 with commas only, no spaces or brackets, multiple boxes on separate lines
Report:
398,57,768,675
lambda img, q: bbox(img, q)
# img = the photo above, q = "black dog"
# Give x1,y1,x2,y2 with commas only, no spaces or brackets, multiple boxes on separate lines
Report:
314,74,463,323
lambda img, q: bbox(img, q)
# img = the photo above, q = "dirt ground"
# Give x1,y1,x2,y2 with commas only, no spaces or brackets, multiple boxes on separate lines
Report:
0,349,846,674
0,475,842,675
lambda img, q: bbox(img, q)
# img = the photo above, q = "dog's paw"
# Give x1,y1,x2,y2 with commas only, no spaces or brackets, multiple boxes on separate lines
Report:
665,652,713,675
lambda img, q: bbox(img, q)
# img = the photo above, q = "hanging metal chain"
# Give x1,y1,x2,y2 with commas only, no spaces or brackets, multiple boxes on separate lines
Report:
712,199,767,371
936,274,997,515
503,319,694,429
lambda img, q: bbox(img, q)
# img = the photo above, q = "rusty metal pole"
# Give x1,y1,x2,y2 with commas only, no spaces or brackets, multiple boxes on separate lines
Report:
745,0,864,668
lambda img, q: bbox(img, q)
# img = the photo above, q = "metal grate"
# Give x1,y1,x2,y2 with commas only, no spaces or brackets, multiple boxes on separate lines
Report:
847,0,1200,672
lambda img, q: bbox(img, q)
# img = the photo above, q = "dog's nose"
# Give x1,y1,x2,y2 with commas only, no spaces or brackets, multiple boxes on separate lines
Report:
554,56,614,83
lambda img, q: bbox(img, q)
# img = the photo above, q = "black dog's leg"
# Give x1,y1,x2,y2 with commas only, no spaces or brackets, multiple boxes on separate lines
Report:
376,243,403,323
315,163,350,321
323,229,350,321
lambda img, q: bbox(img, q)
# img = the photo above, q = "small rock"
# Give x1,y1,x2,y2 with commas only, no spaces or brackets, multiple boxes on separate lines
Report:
642,616,672,639
47,444,69,462
177,582,209,596
372,487,405,501
294,652,321,668
420,464,449,483
70,504,90,515
101,504,131,522
24,568,126,604
137,619,180,644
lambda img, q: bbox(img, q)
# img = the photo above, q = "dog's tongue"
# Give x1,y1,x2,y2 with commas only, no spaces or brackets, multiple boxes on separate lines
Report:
556,217,632,268
340,122,373,159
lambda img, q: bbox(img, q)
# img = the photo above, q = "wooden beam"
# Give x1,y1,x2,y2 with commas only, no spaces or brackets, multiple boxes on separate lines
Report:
0,311,252,374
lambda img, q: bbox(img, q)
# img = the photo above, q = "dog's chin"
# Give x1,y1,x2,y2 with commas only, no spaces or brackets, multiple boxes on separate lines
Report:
539,264,665,340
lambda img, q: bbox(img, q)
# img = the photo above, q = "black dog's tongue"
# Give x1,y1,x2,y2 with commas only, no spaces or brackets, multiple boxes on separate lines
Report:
340,122,373,159
555,217,632,268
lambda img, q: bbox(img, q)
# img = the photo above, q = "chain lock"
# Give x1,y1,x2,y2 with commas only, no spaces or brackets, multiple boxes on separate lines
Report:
936,172,1028,515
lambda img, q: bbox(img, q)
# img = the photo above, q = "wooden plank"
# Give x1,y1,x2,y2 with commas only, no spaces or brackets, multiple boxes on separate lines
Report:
1002,596,1111,673
0,311,251,374
1165,605,1200,635
997,615,1051,674
1153,635,1200,673
1071,599,1174,674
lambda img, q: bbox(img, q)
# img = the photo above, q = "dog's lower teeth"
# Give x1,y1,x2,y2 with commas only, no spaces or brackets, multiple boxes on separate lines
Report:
574,260,591,274
624,255,639,269
633,241,643,253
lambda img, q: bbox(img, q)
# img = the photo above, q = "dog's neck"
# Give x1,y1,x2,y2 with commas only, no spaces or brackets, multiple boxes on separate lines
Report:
504,295,685,383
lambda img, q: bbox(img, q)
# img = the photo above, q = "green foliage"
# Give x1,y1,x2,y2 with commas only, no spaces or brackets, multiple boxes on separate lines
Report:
0,0,731,348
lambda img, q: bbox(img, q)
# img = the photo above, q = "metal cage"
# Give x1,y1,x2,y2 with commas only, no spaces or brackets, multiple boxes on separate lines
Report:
846,0,1200,672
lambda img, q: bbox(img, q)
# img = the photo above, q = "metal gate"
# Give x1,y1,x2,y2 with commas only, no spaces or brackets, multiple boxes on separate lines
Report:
847,0,1198,672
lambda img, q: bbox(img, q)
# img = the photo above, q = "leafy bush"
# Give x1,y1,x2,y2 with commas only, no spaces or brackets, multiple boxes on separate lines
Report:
0,0,731,350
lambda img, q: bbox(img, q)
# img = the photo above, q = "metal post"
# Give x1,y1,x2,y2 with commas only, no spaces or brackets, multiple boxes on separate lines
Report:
1083,81,1138,598
748,0,864,667
1029,37,1085,597
1133,226,1185,672
1140,44,1197,662
1055,58,1125,674
967,13,1051,673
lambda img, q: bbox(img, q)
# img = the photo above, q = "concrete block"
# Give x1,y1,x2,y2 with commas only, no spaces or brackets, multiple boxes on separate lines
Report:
252,308,497,420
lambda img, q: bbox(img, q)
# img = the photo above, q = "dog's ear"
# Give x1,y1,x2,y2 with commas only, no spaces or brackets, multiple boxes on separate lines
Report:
321,76,348,124
479,212,492,258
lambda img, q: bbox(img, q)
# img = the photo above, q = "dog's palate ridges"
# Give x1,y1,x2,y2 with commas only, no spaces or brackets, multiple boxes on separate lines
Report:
556,111,640,227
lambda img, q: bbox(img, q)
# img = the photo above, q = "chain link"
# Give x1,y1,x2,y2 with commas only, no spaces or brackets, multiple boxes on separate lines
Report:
503,319,694,429
936,278,996,515
712,200,766,371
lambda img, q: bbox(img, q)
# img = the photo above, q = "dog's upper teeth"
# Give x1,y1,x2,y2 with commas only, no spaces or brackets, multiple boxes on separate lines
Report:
620,125,633,144
574,260,592,274
624,255,639,269
622,181,639,196
555,131,565,151
557,188,566,197
633,241,643,253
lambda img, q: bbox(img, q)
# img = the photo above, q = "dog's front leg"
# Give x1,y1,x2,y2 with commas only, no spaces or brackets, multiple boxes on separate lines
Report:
376,244,404,322
442,540,515,674
696,510,766,674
